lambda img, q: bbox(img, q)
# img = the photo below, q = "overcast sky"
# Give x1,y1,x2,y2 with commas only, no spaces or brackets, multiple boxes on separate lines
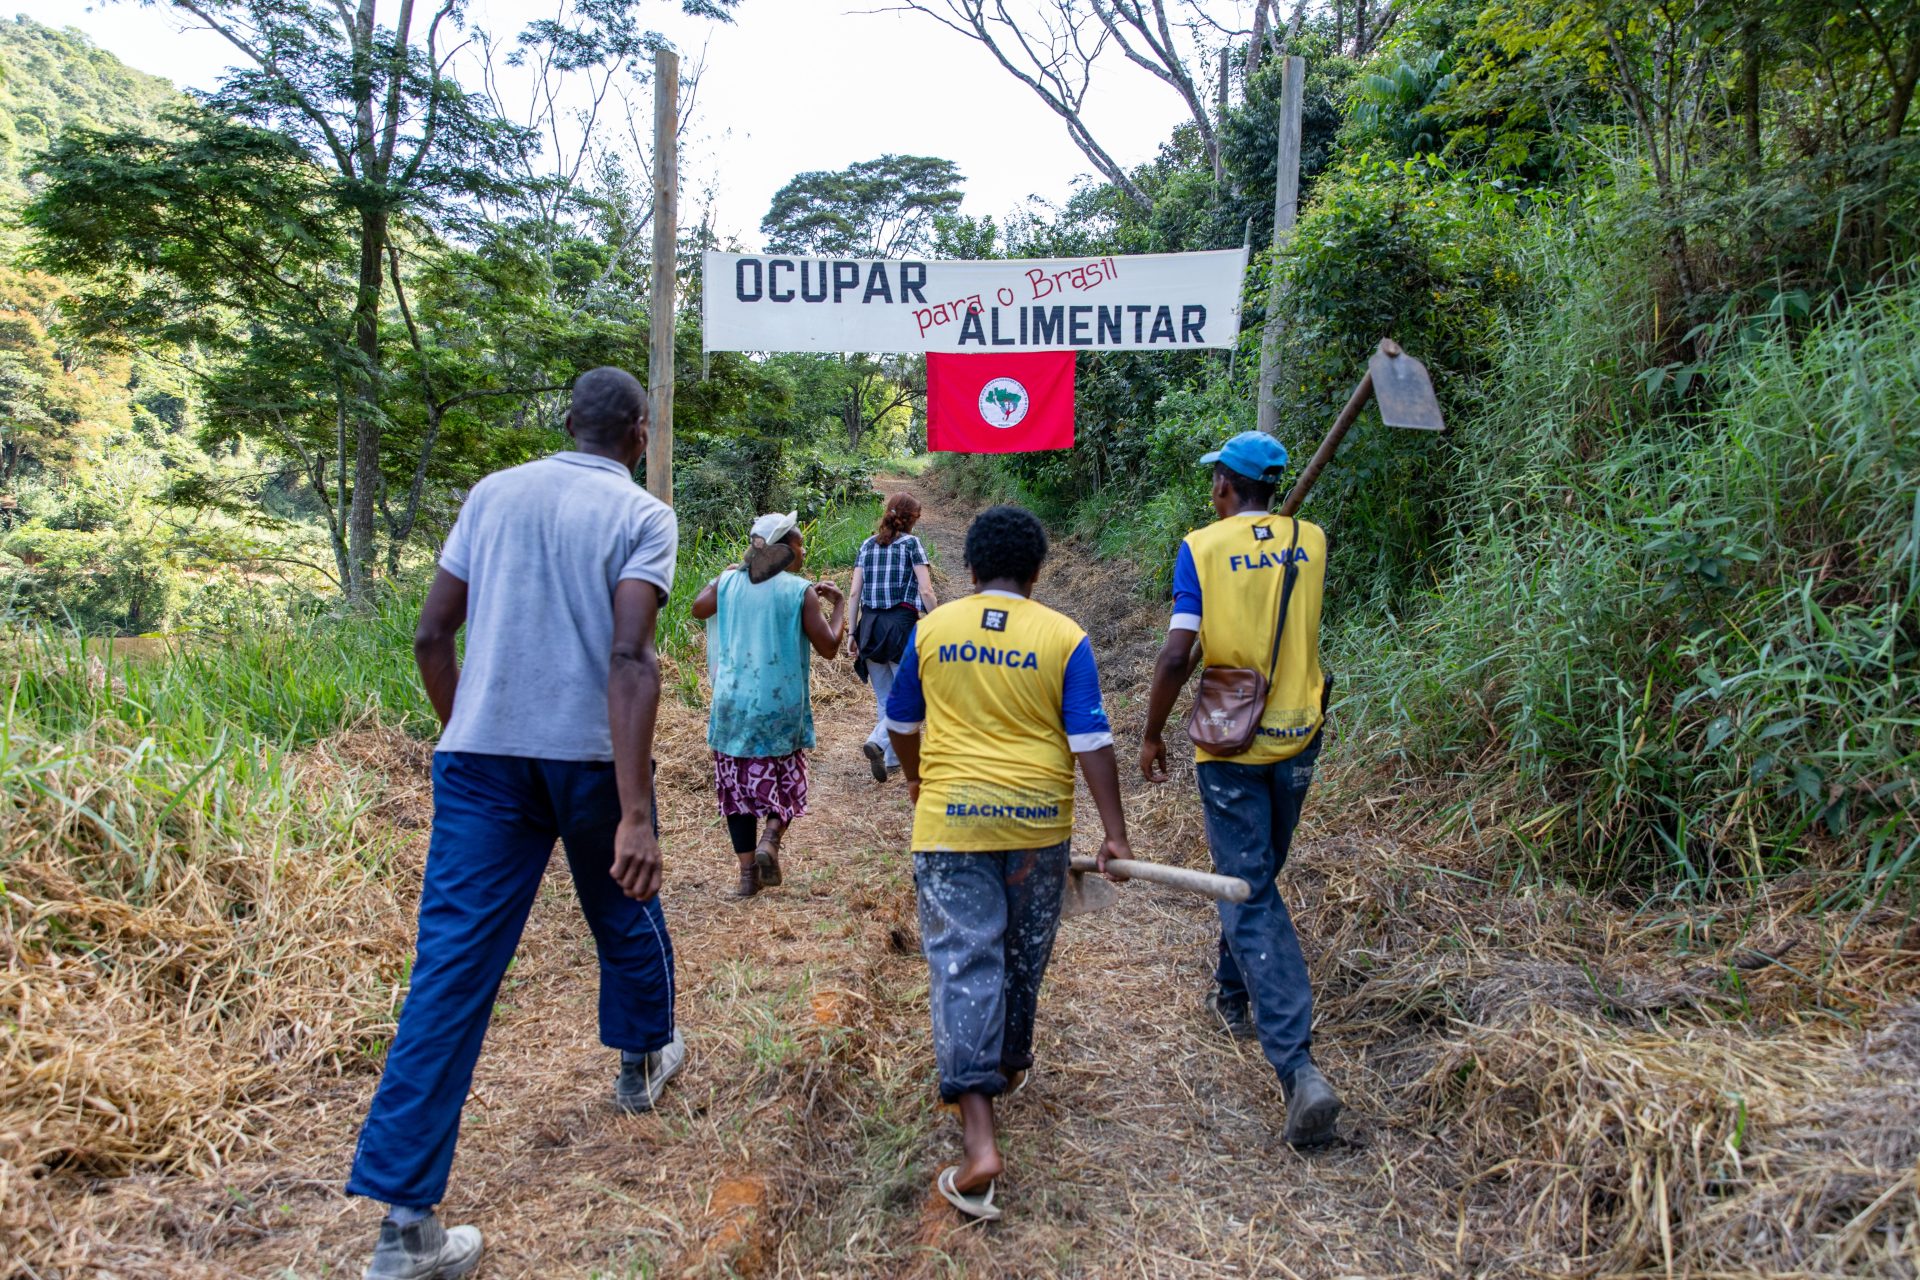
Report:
13,0,1198,249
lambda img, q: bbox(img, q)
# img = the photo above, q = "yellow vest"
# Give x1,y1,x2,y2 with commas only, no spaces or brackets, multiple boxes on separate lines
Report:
1184,514,1327,764
908,594,1087,851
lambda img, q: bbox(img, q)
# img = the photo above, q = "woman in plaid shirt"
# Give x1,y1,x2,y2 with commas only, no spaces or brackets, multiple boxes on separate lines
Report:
848,493,939,781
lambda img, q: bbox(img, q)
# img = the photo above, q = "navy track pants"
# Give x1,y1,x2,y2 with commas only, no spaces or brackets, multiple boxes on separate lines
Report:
346,751,675,1208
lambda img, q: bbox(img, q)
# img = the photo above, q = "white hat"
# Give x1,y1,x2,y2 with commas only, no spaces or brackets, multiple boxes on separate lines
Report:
750,511,798,544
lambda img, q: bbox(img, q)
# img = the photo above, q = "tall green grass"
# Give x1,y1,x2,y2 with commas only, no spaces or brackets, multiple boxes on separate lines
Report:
8,489,882,786
1330,261,1920,895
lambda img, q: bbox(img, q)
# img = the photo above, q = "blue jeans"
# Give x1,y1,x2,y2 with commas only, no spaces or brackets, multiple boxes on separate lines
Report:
1198,735,1321,1082
347,752,676,1208
914,843,1070,1101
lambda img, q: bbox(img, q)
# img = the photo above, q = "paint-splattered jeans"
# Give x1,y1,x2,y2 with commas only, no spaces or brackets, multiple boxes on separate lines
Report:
1198,733,1322,1083
913,842,1070,1102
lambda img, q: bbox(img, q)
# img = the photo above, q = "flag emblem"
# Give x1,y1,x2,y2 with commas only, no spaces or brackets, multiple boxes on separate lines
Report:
927,351,1075,453
978,377,1029,428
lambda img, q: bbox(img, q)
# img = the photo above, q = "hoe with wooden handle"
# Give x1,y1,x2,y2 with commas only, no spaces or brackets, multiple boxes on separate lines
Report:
1278,338,1446,516
1061,855,1250,919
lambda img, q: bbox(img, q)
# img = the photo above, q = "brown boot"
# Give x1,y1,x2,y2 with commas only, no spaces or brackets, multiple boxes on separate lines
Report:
755,823,785,887
733,863,760,898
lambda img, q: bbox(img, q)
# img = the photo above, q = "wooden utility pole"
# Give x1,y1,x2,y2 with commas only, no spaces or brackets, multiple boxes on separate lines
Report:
1255,55,1303,436
647,47,678,505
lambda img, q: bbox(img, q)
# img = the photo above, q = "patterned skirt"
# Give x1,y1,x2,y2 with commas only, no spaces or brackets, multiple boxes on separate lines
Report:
712,749,809,823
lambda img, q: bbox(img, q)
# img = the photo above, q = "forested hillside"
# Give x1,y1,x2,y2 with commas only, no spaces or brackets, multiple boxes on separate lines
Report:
0,16,175,198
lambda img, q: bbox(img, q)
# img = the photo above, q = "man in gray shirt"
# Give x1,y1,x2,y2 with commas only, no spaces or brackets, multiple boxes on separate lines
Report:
345,368,682,1280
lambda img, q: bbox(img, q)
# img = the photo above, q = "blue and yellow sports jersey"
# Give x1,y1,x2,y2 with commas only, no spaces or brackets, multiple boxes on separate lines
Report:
1170,513,1327,765
885,591,1113,852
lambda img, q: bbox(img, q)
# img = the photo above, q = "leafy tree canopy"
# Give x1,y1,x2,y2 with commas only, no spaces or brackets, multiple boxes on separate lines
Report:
762,154,965,257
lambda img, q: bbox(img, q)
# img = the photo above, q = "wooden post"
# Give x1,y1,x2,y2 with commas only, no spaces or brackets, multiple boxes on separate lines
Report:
647,48,678,505
1255,55,1303,436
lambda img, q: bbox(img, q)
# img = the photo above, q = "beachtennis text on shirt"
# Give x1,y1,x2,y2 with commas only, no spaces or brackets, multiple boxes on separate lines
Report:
701,249,1247,354
944,801,1062,820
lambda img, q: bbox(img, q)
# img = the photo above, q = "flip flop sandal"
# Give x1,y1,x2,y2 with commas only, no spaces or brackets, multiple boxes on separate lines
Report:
936,1166,1002,1222
754,837,783,887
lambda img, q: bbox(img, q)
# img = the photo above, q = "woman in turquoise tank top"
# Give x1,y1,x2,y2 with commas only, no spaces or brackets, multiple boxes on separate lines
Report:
691,512,847,897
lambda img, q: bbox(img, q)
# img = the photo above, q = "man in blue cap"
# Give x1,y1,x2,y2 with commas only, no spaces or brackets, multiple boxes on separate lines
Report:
1136,429,1341,1148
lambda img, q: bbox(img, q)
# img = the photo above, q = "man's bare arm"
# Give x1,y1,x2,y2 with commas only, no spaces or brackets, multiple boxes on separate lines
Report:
1076,744,1133,879
608,579,664,902
1139,629,1199,782
414,570,469,727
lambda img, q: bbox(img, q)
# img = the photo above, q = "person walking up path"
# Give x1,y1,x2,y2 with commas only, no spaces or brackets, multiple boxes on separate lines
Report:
1137,430,1343,1149
692,512,847,898
345,368,684,1280
849,492,938,781
885,504,1131,1222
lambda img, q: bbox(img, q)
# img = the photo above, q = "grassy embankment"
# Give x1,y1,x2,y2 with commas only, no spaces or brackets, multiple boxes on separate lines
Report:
946,251,1920,906
0,497,878,1267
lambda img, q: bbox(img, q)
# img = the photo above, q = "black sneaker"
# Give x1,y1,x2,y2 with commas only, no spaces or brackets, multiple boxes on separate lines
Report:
862,741,889,782
1204,985,1257,1041
362,1212,482,1280
614,1031,687,1113
1282,1063,1342,1148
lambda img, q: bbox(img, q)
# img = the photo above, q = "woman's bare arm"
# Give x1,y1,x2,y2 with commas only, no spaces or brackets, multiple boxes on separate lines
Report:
847,564,865,659
690,571,726,620
803,581,847,658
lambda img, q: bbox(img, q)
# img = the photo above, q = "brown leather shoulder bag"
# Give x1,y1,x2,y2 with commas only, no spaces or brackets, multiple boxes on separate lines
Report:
1185,518,1300,756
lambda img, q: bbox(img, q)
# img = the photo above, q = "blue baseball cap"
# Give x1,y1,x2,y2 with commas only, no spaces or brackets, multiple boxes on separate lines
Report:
1199,431,1290,482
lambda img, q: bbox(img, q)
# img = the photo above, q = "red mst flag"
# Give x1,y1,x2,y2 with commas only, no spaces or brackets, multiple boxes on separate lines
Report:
925,351,1076,454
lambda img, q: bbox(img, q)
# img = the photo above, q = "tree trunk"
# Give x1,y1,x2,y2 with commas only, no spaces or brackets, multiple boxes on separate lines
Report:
1741,22,1762,172
844,394,864,452
1215,46,1228,184
347,210,387,602
1603,27,1698,320
1871,45,1920,272
1245,0,1269,81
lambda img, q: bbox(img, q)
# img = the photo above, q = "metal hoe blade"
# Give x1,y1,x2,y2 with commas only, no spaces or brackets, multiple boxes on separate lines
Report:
1061,870,1118,919
1368,339,1445,432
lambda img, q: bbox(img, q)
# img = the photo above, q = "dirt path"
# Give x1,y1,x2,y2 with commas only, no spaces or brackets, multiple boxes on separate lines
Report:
44,477,1919,1278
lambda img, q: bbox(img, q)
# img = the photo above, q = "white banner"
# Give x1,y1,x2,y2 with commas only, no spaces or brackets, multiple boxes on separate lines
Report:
701,248,1247,354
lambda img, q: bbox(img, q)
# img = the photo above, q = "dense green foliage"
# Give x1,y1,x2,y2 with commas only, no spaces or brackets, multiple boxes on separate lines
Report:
944,0,1920,887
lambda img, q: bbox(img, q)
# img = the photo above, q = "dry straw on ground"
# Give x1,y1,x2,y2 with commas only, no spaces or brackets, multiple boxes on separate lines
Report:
3,484,1917,1277
1,715,424,1275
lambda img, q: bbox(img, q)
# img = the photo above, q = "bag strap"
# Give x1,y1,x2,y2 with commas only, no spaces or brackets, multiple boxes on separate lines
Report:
1262,518,1302,686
